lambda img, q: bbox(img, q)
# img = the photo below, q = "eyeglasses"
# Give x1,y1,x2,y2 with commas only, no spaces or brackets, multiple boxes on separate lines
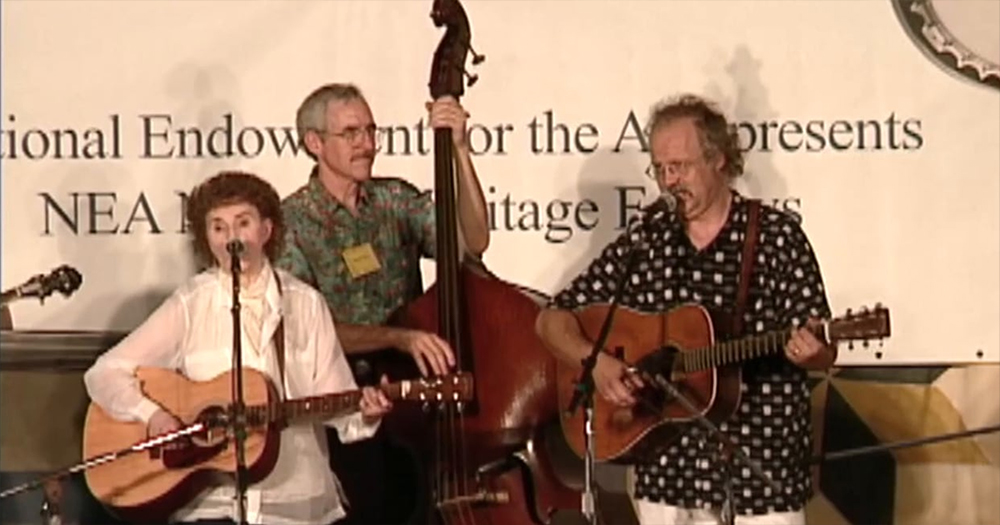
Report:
320,124,383,146
644,159,702,180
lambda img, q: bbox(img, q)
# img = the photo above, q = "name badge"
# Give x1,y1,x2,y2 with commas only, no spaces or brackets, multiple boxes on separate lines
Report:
342,243,381,278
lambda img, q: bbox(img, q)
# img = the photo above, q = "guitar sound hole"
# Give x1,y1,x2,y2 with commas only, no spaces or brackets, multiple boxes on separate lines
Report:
157,405,230,469
192,405,230,447
149,407,228,469
635,386,669,416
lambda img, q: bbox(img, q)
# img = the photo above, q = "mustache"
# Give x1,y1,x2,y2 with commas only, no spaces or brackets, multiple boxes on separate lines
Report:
667,188,691,199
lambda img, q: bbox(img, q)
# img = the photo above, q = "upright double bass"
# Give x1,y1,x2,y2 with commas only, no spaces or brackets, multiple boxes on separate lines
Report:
383,1,581,523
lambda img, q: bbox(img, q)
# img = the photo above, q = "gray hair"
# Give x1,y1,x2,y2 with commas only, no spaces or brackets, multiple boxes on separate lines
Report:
645,93,745,179
296,83,366,160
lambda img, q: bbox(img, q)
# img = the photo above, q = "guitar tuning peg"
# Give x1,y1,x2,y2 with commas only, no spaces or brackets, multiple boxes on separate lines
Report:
862,340,870,348
848,341,854,350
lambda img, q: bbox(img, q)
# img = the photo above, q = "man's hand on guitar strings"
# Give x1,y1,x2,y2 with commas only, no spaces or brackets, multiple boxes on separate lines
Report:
147,408,187,450
593,353,644,407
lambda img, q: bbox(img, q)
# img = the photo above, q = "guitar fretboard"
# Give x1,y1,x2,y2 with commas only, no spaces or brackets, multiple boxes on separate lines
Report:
243,383,405,427
678,329,794,372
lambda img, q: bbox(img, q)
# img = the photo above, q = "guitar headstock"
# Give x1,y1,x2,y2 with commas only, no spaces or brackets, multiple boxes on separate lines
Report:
399,372,474,403
9,265,83,304
827,303,891,356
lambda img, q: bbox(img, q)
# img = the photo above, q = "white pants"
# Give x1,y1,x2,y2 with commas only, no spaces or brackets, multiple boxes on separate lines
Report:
634,498,805,525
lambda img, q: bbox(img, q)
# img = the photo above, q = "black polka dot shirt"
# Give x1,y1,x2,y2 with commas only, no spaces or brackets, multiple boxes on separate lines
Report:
551,191,831,515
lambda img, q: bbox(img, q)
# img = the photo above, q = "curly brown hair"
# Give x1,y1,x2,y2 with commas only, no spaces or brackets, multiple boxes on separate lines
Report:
646,94,745,179
185,171,285,267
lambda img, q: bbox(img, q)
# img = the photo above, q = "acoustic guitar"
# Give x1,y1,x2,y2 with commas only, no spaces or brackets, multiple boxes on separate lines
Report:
82,366,473,522
557,302,890,462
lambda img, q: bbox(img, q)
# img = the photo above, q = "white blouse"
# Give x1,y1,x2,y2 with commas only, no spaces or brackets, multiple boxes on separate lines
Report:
83,262,378,525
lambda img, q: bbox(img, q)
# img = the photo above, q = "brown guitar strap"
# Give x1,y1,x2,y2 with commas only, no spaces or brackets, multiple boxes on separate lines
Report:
272,268,287,401
732,199,761,337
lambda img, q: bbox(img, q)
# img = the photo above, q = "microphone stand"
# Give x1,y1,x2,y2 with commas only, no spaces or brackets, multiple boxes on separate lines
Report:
565,214,651,525
228,243,249,525
808,423,1000,464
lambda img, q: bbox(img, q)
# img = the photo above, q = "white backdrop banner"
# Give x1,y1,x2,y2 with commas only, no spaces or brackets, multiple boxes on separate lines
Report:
2,0,998,365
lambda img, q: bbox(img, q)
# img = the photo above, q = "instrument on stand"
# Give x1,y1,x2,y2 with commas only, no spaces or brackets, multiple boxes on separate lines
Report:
0,264,87,525
1,265,82,306
374,1,580,523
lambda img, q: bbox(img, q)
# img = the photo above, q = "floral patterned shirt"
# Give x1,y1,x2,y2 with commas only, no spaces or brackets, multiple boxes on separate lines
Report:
276,170,435,325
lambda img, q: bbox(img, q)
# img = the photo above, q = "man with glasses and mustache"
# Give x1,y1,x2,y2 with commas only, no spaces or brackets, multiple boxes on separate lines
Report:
276,83,490,525
536,94,836,525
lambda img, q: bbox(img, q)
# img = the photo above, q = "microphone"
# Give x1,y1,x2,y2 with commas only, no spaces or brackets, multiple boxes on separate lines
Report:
226,239,245,256
628,191,678,231
650,190,678,215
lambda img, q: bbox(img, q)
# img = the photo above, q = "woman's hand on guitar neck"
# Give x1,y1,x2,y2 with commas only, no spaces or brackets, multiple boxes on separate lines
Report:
593,353,644,408
359,375,394,425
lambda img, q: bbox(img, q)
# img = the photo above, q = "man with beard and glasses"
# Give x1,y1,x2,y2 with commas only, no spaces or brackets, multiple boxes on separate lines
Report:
275,83,490,524
535,94,837,525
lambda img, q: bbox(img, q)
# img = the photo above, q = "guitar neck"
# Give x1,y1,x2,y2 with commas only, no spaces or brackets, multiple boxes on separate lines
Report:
246,383,406,427
678,326,813,372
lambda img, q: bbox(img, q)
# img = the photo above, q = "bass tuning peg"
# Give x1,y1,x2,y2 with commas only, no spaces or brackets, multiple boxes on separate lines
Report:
469,45,485,65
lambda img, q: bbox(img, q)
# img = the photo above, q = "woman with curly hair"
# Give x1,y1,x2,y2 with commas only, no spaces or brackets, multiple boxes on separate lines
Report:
84,170,391,525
